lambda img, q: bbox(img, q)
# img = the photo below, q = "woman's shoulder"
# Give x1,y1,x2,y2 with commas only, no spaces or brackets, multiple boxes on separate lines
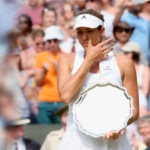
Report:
59,52,75,61
58,53,76,71
115,53,135,75
115,53,134,65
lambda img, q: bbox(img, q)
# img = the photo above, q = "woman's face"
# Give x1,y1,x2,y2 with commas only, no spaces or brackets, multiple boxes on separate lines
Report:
42,11,56,27
62,4,74,20
76,27,102,50
138,122,150,145
18,17,30,32
114,27,133,44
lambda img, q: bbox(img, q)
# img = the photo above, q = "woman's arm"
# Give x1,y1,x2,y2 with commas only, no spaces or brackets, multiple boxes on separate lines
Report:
120,55,139,125
103,55,139,140
57,53,92,104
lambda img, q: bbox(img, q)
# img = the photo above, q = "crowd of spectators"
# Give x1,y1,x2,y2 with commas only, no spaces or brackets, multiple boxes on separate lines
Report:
0,0,150,149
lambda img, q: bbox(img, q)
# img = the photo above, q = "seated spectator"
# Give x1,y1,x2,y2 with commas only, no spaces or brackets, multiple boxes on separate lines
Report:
132,116,150,150
114,0,150,65
73,0,86,14
4,114,41,150
58,2,75,42
16,14,33,49
113,21,148,66
113,21,134,49
41,105,68,150
41,7,57,31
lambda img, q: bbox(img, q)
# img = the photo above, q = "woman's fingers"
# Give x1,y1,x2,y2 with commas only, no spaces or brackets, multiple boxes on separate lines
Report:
87,38,93,49
119,129,125,135
101,38,115,46
103,130,122,140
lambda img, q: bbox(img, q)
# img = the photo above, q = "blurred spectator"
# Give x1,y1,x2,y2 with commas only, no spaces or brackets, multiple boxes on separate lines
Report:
114,0,150,65
60,18,84,53
41,7,57,30
58,2,75,42
85,0,101,12
0,87,17,118
20,29,45,123
0,0,22,64
35,25,64,124
139,0,150,21
74,0,86,14
0,29,30,118
16,14,33,49
113,21,148,66
113,21,134,52
60,2,75,25
18,0,44,29
0,117,5,150
41,105,68,150
4,114,41,150
20,29,45,70
132,116,150,150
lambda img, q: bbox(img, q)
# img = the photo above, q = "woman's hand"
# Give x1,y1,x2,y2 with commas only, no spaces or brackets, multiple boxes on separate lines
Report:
85,38,115,65
103,129,125,140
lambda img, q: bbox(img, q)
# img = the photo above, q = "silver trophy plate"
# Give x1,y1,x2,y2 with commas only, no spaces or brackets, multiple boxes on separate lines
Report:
73,83,134,138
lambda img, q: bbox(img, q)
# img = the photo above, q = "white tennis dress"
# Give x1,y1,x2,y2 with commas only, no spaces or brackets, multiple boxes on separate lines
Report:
59,51,132,150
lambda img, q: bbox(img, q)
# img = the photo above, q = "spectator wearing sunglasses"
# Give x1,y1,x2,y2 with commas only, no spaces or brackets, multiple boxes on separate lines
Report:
113,0,150,66
35,25,65,124
113,21,148,66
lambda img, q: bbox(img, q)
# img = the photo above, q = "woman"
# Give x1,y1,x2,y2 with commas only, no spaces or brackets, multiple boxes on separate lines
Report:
17,14,33,49
113,21,134,53
41,7,57,30
113,21,148,66
57,9,139,150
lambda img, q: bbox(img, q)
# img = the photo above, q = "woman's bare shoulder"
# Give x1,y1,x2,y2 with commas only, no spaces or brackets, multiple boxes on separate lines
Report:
59,53,75,70
115,53,135,77
59,53,75,62
115,53,134,66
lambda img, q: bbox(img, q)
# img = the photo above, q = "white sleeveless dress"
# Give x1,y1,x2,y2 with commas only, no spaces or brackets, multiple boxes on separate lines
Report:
59,51,132,150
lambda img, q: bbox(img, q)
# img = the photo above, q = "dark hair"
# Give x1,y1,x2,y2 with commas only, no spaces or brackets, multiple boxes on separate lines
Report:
131,51,140,63
32,29,45,40
18,14,33,32
77,8,104,22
